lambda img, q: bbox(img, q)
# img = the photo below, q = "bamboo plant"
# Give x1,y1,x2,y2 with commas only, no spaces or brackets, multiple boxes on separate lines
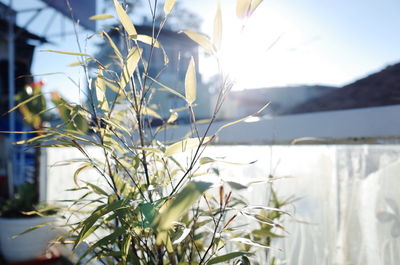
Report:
11,0,290,264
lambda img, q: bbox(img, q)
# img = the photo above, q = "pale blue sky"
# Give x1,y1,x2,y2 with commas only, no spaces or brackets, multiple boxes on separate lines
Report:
191,0,400,89
3,0,400,101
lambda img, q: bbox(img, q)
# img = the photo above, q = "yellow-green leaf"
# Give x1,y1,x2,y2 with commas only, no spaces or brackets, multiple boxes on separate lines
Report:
154,181,212,231
236,0,263,18
74,200,127,248
250,0,263,15
134,34,160,48
161,45,169,65
103,31,123,62
83,181,108,196
89,14,113,20
96,70,109,112
165,137,211,157
120,48,141,90
13,133,50,145
216,102,269,134
12,222,54,239
68,57,92,67
213,2,222,50
141,106,162,120
113,0,137,36
167,112,178,123
185,57,196,104
5,93,43,115
73,164,91,187
230,237,271,249
207,252,252,265
148,76,186,100
164,0,176,15
41,50,91,57
236,0,251,18
181,30,215,54
103,78,120,93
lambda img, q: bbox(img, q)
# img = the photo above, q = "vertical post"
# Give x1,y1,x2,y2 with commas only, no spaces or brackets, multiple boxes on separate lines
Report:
7,0,16,198
38,148,47,202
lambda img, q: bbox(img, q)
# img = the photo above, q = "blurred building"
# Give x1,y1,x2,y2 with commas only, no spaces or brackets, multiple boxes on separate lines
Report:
0,0,95,197
286,62,400,114
0,2,47,197
216,85,337,120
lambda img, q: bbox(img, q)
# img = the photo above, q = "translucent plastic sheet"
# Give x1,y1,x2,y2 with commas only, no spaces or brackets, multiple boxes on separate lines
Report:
46,145,400,265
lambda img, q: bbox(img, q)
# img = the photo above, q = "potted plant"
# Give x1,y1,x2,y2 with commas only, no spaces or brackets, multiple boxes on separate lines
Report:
10,0,291,264
0,182,59,263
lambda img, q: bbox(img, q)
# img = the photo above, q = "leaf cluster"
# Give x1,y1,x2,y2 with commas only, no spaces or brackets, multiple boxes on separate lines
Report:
7,1,292,264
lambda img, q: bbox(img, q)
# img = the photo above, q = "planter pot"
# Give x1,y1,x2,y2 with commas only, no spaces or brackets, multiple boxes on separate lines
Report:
0,216,57,262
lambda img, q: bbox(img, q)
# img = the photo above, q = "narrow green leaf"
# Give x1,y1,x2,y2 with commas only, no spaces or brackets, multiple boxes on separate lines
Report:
216,102,269,134
101,118,130,134
89,14,114,20
41,50,91,57
68,58,92,67
14,133,54,145
103,78,120,93
82,181,108,196
236,0,251,18
181,30,215,54
77,228,125,264
213,2,222,50
236,0,263,18
74,200,127,248
141,106,162,120
226,181,247,190
165,137,211,157
5,93,43,115
0,130,44,134
230,238,272,249
164,0,176,15
121,234,132,262
96,70,109,112
243,205,290,216
207,251,252,265
12,221,53,239
200,157,215,165
172,228,191,244
148,76,186,100
134,34,160,48
73,164,91,187
113,0,137,36
250,0,263,15
51,92,89,133
154,181,212,231
103,31,123,62
161,44,169,65
185,57,196,104
120,48,141,90
139,202,158,226
167,112,178,123
252,229,284,238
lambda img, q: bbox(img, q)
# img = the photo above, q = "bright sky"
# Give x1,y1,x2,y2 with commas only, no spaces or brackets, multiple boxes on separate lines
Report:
191,0,400,89
3,0,400,101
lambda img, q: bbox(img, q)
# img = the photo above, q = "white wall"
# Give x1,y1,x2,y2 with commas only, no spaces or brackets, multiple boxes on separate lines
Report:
164,105,400,144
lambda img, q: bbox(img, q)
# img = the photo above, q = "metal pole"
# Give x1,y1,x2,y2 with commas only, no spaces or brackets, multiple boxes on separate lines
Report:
7,0,15,198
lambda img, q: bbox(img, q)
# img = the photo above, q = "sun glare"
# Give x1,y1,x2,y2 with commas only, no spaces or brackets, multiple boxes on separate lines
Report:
200,5,295,90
